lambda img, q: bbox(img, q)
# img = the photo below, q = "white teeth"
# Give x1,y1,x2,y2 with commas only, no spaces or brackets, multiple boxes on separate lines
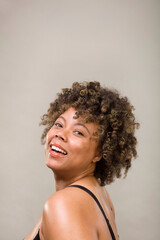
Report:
51,145,67,155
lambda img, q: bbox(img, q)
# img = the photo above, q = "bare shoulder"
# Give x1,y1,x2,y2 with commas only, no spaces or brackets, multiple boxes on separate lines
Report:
41,187,98,240
43,187,88,216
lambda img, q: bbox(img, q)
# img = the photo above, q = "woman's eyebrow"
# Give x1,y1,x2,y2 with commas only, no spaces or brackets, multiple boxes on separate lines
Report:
74,123,90,134
58,116,66,122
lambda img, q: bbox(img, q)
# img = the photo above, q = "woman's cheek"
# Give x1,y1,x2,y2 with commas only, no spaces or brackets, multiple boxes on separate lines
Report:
68,139,81,153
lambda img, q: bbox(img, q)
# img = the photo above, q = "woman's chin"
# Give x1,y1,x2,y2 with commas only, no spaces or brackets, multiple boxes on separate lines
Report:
45,157,56,169
45,157,64,172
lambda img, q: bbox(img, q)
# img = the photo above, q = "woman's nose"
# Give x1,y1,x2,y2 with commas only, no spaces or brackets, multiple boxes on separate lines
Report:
55,130,67,142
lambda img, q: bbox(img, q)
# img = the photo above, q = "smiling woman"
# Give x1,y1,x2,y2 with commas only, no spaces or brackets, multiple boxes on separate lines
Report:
24,81,139,240
45,108,101,183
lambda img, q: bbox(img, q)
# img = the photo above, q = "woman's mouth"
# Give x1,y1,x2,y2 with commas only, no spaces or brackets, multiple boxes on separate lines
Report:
50,145,67,155
48,143,68,158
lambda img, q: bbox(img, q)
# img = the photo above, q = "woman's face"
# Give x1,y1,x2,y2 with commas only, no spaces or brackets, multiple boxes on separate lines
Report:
45,107,101,180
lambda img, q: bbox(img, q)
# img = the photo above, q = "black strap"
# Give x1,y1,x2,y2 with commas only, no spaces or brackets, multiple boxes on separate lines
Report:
68,185,116,240
33,230,40,240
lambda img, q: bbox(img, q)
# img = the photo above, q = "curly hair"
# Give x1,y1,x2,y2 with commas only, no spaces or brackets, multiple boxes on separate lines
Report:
40,81,139,186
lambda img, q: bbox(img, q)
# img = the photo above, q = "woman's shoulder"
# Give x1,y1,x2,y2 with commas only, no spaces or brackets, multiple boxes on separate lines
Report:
44,187,77,208
43,186,94,216
41,187,98,239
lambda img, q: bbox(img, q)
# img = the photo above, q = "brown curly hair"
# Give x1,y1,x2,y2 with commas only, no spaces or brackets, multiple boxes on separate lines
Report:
40,81,139,186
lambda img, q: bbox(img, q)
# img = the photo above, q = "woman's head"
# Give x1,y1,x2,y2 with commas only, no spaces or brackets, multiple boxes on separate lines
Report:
40,81,139,186
45,107,102,181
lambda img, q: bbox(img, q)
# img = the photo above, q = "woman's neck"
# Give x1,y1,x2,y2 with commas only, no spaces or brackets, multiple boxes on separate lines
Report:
53,163,97,191
54,173,97,191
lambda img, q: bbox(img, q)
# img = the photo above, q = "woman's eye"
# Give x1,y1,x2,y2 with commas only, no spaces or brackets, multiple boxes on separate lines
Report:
55,122,62,128
75,131,84,136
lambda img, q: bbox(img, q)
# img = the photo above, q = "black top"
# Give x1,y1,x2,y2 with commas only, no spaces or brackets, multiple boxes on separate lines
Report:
33,185,116,240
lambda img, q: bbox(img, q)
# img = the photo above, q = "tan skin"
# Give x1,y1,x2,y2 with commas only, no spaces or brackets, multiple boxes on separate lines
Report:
25,108,119,240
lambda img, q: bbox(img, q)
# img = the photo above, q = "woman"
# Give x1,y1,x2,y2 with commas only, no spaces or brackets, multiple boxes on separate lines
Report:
24,81,139,240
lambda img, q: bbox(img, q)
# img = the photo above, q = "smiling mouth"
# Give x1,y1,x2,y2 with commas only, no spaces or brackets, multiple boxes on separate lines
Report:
50,145,67,155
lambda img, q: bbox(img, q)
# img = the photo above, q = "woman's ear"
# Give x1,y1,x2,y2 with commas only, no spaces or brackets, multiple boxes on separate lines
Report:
92,152,102,163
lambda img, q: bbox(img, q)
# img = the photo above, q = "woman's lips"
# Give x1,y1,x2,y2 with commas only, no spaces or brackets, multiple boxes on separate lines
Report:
49,143,67,158
49,148,67,158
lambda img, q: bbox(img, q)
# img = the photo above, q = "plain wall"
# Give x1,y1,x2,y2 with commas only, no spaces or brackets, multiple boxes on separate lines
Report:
0,0,160,239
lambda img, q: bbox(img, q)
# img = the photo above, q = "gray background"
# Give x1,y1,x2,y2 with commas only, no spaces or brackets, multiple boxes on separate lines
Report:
0,0,160,239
